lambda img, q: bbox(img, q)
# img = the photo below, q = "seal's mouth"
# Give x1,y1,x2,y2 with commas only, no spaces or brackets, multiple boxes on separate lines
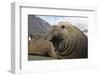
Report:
50,34,63,43
48,32,64,53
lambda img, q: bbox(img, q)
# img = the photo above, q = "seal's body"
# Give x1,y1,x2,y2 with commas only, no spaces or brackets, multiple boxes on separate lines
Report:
28,33,57,58
48,21,88,59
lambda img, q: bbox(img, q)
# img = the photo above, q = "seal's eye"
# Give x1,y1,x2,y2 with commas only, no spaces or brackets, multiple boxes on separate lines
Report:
61,25,65,29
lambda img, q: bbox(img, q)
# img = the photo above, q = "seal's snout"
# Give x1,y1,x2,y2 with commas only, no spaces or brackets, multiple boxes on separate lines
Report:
50,35,58,42
49,32,64,44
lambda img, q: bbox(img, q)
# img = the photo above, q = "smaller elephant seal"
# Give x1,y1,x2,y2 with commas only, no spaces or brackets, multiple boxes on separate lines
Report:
48,21,88,59
28,33,57,58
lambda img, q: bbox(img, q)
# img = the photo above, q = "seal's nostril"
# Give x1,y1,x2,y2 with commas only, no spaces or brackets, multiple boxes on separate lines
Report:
49,36,57,43
61,25,65,29
50,34,63,43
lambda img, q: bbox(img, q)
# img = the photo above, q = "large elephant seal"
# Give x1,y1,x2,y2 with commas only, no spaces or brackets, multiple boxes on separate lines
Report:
48,21,88,59
28,33,57,58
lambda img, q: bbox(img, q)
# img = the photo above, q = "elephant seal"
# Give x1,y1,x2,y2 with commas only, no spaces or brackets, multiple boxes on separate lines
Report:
28,33,57,58
48,21,88,59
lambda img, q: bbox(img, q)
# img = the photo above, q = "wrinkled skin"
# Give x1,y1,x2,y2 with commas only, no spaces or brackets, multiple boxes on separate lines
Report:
48,21,88,59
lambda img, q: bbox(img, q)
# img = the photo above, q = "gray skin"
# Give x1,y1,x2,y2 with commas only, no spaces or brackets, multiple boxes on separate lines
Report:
47,21,88,59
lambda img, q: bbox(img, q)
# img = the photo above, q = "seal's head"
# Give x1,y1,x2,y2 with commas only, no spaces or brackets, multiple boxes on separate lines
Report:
48,21,88,58
48,21,75,52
